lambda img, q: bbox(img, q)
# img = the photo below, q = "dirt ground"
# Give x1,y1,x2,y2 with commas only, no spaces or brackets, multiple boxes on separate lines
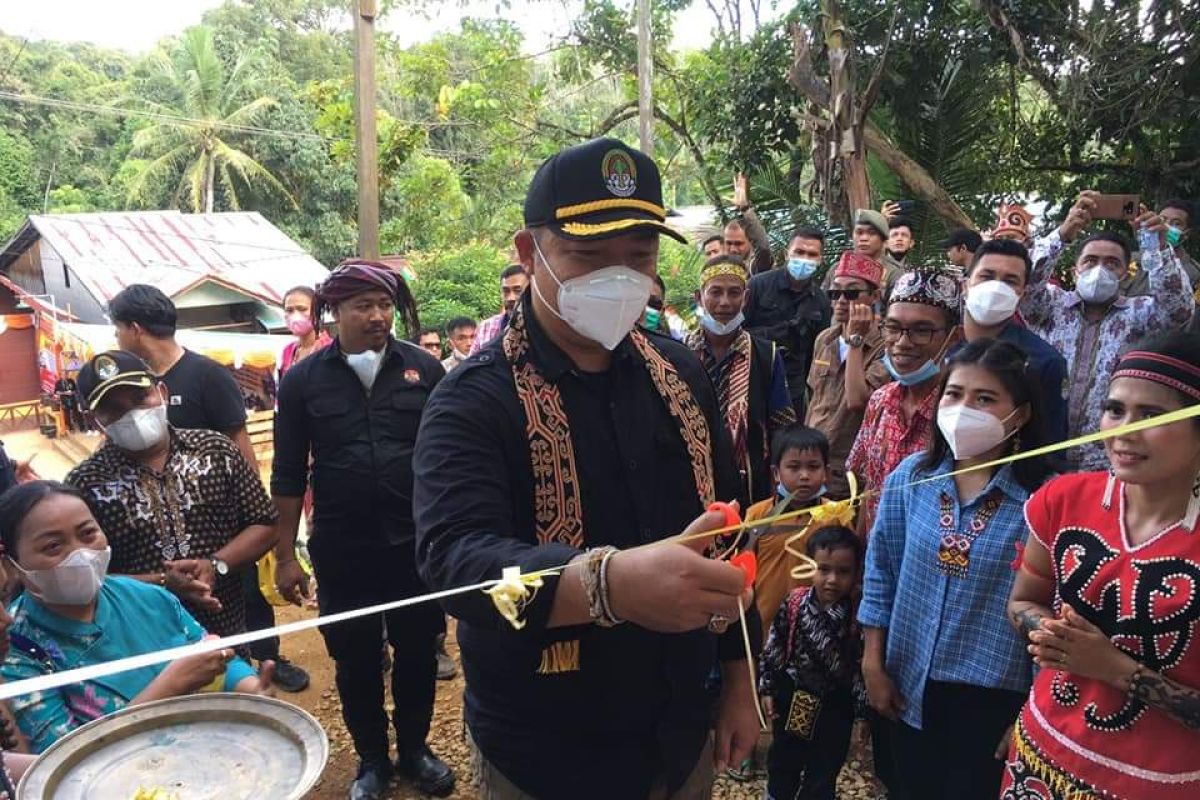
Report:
275,605,885,800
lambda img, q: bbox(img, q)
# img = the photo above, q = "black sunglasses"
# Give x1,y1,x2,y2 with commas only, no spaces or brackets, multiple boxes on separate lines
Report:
827,289,866,301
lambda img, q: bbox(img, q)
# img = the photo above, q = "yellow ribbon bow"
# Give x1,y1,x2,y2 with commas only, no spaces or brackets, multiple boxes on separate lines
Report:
486,566,549,630
783,472,861,580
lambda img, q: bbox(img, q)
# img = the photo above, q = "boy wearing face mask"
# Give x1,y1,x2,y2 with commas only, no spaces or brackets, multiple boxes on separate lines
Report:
744,229,833,420
687,255,796,506
65,351,278,645
1021,191,1194,470
953,239,1068,442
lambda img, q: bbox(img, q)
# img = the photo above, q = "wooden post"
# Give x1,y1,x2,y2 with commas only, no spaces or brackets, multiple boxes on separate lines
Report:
353,0,380,259
636,0,653,153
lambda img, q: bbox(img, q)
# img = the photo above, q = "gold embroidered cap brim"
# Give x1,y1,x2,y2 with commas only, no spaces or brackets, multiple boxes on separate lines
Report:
86,374,154,409
558,217,687,243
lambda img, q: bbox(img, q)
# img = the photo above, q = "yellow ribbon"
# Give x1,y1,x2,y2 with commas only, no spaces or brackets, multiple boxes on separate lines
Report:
489,402,1200,628
485,566,550,630
783,471,861,582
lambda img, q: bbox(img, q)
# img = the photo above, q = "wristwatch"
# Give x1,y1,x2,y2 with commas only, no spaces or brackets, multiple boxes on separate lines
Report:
847,334,865,348
210,557,230,577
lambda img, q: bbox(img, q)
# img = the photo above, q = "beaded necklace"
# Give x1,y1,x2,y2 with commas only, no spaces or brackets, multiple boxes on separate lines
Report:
936,489,1003,578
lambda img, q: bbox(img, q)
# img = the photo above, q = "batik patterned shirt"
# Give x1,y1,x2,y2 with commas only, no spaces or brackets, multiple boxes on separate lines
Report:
1021,231,1195,470
846,381,937,530
65,428,277,637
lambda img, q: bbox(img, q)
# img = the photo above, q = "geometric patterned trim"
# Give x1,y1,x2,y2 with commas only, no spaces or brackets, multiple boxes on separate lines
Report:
1028,694,1200,784
504,304,585,547
503,303,715,547
629,328,716,509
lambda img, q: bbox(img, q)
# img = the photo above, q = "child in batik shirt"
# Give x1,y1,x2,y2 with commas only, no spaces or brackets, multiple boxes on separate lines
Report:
759,526,865,800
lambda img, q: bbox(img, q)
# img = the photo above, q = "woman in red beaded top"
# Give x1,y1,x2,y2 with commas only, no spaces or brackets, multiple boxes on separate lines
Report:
1004,331,1200,799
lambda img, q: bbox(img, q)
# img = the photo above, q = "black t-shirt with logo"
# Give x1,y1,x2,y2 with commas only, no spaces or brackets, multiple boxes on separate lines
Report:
161,350,247,432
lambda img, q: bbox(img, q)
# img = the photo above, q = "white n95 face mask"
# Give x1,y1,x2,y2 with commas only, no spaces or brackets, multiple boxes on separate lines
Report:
937,404,1018,460
532,237,653,350
104,405,168,452
965,280,1019,326
16,546,112,606
1075,267,1119,304
344,348,383,391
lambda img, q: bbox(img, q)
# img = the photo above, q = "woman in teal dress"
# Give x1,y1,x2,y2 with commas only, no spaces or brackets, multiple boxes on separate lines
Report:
0,481,273,753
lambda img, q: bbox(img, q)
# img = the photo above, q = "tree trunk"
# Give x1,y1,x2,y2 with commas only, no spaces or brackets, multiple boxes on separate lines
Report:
204,153,215,214
789,21,973,229
821,0,871,219
862,124,973,229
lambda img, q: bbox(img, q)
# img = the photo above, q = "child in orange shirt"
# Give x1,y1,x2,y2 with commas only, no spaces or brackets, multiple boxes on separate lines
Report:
745,425,833,643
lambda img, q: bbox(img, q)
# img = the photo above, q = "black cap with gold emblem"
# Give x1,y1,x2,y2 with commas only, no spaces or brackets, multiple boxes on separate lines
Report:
76,350,156,411
523,137,687,243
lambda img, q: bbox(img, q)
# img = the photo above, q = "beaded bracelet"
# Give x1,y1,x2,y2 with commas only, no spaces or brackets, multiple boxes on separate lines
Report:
580,547,623,628
598,548,624,626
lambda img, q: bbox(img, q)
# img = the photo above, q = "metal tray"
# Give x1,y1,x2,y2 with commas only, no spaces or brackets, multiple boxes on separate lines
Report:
18,693,327,800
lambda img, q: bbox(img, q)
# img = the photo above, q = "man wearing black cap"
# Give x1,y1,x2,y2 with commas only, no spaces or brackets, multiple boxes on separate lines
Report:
942,228,983,270
823,209,904,299
414,138,759,800
271,261,453,800
66,351,277,643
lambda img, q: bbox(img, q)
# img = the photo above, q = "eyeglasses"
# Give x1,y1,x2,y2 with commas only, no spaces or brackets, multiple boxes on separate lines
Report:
827,289,865,301
879,322,947,345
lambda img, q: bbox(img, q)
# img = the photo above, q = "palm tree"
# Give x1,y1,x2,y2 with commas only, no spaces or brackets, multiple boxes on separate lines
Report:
126,27,294,213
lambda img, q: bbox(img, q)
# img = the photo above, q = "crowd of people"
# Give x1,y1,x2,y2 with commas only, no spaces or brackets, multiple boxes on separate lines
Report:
0,136,1197,800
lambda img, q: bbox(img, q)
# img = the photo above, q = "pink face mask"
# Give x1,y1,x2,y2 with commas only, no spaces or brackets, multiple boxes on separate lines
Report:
287,316,314,337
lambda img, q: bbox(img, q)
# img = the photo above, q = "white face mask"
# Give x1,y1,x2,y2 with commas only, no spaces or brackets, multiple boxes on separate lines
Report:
699,309,745,337
965,280,1019,326
937,404,1019,460
16,546,111,606
344,348,383,391
104,405,168,452
1075,266,1119,304
531,237,653,351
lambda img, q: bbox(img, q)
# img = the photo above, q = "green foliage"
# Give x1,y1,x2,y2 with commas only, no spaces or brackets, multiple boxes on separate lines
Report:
380,155,472,253
125,26,294,212
408,242,508,334
0,130,39,208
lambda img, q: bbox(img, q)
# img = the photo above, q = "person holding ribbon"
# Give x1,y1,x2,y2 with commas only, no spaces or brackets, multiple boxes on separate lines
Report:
687,254,796,506
1003,330,1200,800
414,138,758,800
846,268,962,535
859,338,1053,799
271,260,453,800
0,481,271,753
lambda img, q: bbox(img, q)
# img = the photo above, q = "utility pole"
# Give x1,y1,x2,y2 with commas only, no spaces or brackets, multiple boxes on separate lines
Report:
353,0,380,259
636,0,653,153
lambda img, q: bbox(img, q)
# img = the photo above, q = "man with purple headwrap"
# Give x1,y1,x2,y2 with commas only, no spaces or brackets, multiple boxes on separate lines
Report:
271,260,455,799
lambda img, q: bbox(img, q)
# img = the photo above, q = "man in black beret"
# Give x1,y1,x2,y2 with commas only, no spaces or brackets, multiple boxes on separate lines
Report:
414,138,760,799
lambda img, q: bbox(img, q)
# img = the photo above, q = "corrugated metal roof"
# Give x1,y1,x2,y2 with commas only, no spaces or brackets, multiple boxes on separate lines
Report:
3,211,329,306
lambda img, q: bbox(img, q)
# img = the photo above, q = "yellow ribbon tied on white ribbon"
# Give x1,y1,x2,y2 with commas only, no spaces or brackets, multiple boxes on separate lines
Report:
784,471,861,581
486,566,547,630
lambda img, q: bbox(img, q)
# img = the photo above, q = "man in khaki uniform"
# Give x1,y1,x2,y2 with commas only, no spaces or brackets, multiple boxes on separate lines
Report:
805,251,891,498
